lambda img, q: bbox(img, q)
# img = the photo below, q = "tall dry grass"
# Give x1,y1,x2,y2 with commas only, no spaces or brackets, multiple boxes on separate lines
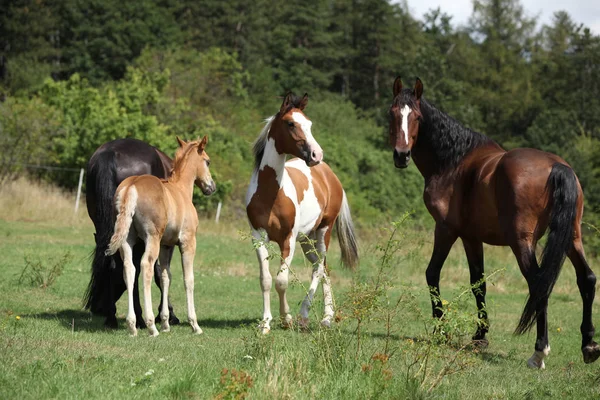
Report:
0,177,90,225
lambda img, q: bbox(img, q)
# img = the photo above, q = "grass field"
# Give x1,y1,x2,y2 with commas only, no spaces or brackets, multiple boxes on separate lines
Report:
2,180,600,399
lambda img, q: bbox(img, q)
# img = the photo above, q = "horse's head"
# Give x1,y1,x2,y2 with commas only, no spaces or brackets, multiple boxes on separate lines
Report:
175,136,216,195
271,92,323,166
388,77,423,169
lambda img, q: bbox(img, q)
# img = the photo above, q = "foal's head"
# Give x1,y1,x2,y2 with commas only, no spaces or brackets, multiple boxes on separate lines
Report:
174,136,216,195
270,93,323,166
388,77,423,168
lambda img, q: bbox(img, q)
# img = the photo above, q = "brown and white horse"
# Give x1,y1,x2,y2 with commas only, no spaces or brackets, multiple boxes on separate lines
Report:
388,77,600,369
106,136,216,336
246,93,359,334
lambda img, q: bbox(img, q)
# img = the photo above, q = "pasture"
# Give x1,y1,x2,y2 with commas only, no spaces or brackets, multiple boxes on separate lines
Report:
1,180,600,399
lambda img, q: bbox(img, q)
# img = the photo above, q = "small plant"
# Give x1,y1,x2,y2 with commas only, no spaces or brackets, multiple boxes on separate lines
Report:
214,368,253,400
18,252,71,288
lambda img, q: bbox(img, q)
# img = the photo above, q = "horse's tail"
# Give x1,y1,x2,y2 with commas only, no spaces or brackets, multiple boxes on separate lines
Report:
335,191,359,270
84,151,118,314
515,163,578,334
105,185,137,257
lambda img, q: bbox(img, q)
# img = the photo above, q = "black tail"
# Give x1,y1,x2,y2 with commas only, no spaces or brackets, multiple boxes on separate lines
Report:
83,151,118,315
515,163,578,334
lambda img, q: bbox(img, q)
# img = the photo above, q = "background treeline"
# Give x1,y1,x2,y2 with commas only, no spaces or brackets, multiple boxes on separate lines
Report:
1,0,600,241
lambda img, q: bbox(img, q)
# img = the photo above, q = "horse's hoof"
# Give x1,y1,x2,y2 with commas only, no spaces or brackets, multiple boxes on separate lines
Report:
471,338,489,348
259,326,270,335
583,342,600,364
161,324,171,333
148,325,159,337
104,316,118,329
527,358,545,369
298,317,310,331
320,318,332,329
281,316,293,330
192,326,203,335
169,315,181,326
129,330,138,337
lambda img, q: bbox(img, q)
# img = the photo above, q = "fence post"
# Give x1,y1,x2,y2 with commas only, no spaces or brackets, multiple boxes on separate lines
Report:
74,168,84,214
215,201,222,224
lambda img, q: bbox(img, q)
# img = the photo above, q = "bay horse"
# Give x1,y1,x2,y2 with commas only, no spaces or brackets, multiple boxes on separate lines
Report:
388,76,600,369
246,93,359,334
105,136,215,336
84,138,180,328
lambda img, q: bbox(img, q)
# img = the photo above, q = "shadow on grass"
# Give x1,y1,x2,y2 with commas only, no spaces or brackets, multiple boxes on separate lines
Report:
26,309,257,332
26,309,107,332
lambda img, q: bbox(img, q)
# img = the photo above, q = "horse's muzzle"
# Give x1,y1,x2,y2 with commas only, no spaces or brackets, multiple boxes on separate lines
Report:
200,180,216,196
393,149,411,169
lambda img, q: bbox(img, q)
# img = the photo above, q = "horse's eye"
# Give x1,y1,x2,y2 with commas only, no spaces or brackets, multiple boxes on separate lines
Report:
288,121,295,127
206,159,211,167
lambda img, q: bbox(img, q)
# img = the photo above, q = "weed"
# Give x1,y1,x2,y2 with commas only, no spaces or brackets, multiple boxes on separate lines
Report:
18,251,72,288
214,368,253,400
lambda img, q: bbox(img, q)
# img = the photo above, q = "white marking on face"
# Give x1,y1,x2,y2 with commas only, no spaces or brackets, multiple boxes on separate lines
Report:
292,112,322,153
401,105,411,145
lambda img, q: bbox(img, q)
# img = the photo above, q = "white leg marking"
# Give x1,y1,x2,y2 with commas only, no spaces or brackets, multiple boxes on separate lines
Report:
158,247,173,333
276,235,296,329
527,345,550,369
141,239,160,337
299,229,330,328
181,242,202,335
253,232,273,334
120,237,137,337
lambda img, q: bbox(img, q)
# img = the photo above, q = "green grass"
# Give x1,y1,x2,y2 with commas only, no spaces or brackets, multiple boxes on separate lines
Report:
2,216,600,399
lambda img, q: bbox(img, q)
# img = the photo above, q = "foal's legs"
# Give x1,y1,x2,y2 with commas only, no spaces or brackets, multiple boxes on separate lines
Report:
141,237,161,337
511,239,550,369
252,231,273,334
299,228,333,328
462,239,489,342
179,239,202,334
154,261,180,326
158,245,174,333
426,224,458,319
275,234,296,330
568,238,600,363
119,236,138,336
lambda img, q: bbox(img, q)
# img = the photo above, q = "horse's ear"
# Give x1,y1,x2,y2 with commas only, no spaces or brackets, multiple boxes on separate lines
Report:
198,135,208,153
280,92,293,114
176,136,186,147
298,93,308,110
393,76,403,97
414,77,423,100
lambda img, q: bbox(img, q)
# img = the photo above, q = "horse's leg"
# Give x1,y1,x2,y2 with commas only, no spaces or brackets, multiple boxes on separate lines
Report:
104,255,122,329
119,237,138,336
158,246,174,333
253,231,273,334
132,243,145,329
275,234,296,330
568,238,600,363
426,224,458,319
299,228,333,328
154,259,180,326
141,237,161,337
462,239,489,343
180,239,202,334
511,240,550,369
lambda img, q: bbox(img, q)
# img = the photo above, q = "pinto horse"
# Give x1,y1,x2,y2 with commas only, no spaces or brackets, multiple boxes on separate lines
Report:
246,93,359,334
388,77,600,368
106,136,216,336
84,138,180,328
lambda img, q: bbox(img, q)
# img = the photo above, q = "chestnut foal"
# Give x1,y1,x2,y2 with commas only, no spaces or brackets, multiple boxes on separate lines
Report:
106,136,216,336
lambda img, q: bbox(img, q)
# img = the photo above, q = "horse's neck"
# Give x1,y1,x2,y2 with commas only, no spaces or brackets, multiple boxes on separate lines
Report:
255,138,287,187
168,165,196,199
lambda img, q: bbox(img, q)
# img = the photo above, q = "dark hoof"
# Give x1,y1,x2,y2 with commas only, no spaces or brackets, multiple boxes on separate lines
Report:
136,320,146,329
471,338,489,349
104,316,118,329
583,342,600,364
154,314,181,325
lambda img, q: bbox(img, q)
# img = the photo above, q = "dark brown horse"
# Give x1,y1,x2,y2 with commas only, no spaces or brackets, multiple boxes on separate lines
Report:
84,138,180,328
388,76,600,369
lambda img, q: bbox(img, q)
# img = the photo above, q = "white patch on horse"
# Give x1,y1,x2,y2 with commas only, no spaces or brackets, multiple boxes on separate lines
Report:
285,159,322,235
292,112,322,154
401,105,411,145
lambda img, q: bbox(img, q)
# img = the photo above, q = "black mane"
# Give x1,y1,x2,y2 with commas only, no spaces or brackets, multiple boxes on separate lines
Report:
395,89,497,172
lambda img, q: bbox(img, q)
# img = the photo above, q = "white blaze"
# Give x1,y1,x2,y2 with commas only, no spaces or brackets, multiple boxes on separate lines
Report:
292,112,321,152
401,105,411,145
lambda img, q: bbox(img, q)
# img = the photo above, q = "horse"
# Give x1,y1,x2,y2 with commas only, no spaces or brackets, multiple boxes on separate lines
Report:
105,136,216,336
387,76,600,369
245,93,359,334
84,138,180,328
